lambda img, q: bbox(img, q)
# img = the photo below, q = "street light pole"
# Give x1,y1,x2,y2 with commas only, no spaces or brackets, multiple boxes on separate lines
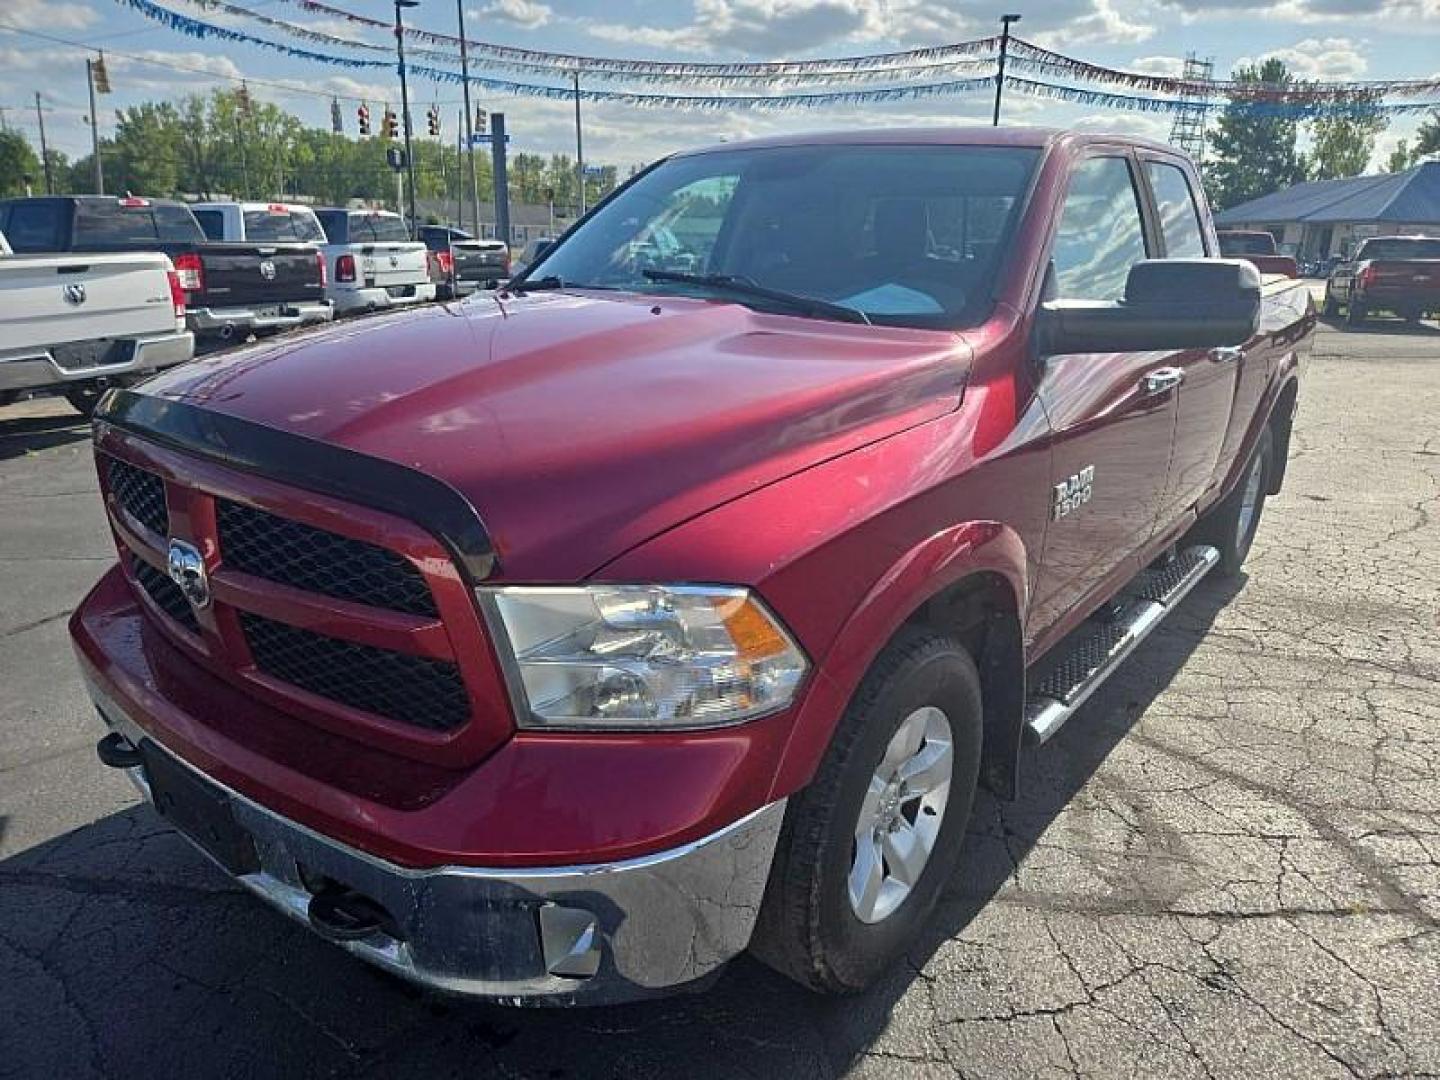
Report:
456,0,481,233
992,14,1021,127
394,0,420,237
573,71,585,216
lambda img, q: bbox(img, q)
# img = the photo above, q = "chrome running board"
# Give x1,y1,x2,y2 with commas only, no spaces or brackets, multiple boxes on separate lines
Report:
1024,544,1220,745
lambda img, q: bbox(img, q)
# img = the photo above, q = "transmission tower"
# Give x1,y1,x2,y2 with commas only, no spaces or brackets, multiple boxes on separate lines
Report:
1169,53,1215,162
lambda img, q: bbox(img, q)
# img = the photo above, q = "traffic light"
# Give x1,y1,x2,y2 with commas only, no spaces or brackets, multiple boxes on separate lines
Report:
474,107,487,135
331,98,343,134
357,104,371,136
383,108,398,139
426,105,439,137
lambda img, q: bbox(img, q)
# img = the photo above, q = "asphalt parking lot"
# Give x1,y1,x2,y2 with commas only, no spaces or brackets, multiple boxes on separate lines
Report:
1,309,1438,1079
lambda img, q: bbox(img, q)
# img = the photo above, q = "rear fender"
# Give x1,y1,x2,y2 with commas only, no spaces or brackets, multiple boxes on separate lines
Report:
769,520,1028,800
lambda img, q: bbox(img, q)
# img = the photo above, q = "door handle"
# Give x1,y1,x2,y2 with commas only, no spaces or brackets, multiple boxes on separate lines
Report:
1209,347,1243,365
1141,367,1185,395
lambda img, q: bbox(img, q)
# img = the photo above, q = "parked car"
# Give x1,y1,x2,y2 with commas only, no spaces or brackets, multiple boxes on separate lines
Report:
190,201,327,246
1323,235,1440,324
0,196,332,344
418,225,510,298
74,128,1311,1006
0,227,192,415
314,209,434,314
513,236,556,277
1216,230,1299,277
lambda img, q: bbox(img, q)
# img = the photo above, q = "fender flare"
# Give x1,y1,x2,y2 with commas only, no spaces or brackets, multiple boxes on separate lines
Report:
768,519,1029,799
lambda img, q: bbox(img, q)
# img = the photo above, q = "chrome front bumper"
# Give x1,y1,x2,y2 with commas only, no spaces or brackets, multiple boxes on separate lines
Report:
88,684,785,1006
0,330,194,393
187,301,333,337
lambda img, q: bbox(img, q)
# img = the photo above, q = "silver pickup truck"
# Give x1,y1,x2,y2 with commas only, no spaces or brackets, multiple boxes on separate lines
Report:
0,229,193,415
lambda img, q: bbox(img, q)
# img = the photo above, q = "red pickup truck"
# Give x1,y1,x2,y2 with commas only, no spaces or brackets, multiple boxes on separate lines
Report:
1323,235,1440,324
73,129,1312,1005
1216,230,1300,278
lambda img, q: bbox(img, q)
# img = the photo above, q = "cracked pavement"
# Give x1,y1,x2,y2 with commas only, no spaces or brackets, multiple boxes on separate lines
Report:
2,312,1438,1078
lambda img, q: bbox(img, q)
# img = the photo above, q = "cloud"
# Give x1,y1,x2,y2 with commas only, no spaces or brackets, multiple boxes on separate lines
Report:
1160,0,1440,24
1130,55,1187,76
1235,37,1369,79
477,0,553,29
3,0,99,31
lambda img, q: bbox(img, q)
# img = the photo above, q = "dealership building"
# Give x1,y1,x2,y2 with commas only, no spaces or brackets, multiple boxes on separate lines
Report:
1214,160,1440,261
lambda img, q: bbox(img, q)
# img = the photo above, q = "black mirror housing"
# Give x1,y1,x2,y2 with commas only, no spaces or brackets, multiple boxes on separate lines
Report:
1040,258,1262,355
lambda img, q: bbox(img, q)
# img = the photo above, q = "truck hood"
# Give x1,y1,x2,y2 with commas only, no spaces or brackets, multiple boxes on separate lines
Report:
140,291,970,579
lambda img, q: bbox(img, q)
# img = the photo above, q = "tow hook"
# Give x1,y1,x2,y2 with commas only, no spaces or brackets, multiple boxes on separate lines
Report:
307,884,392,942
96,731,143,770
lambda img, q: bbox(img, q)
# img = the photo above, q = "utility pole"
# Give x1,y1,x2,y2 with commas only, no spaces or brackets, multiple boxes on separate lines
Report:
491,111,510,250
86,59,105,194
35,93,54,194
992,14,1021,127
394,0,420,237
236,113,249,198
456,109,464,227
572,71,586,216
456,0,481,233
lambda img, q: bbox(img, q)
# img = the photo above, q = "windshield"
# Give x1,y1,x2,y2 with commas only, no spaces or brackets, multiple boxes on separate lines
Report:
1218,232,1276,256
1358,238,1440,260
243,208,325,243
527,144,1039,328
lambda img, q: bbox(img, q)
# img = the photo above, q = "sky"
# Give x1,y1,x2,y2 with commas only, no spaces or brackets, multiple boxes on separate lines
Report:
1,0,1438,176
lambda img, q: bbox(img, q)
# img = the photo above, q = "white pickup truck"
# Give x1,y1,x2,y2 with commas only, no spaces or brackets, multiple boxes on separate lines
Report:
0,228,193,415
313,208,435,314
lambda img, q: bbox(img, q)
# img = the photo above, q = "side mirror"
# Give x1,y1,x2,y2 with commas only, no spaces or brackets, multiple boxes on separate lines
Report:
1039,259,1262,355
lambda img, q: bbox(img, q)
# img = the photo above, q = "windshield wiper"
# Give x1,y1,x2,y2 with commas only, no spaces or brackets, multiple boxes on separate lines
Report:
506,275,566,293
641,270,871,326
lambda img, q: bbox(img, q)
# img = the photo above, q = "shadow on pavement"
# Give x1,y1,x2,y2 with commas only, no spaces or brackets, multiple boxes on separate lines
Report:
0,575,1243,1080
0,408,91,460
1317,313,1440,335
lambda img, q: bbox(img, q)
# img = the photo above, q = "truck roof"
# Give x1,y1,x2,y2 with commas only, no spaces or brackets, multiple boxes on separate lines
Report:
675,126,1181,158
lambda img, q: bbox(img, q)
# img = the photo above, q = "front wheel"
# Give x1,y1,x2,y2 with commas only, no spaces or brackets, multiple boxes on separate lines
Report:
750,630,982,994
1322,290,1340,317
1347,299,1368,326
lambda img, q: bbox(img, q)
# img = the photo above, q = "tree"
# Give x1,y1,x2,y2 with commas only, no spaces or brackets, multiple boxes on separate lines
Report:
1305,92,1387,180
1386,139,1413,173
1204,58,1307,210
1415,111,1440,162
0,128,42,197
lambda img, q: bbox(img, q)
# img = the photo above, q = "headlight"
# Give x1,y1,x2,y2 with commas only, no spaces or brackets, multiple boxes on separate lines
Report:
480,585,808,730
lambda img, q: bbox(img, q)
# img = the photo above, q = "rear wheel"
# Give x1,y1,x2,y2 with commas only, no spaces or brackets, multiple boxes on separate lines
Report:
1322,290,1340,317
751,629,982,994
1194,425,1273,577
1347,299,1368,326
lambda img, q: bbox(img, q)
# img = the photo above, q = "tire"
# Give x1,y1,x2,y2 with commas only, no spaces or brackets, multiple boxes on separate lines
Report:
1322,291,1340,317
750,629,983,994
64,385,103,418
1195,425,1273,577
1346,299,1368,326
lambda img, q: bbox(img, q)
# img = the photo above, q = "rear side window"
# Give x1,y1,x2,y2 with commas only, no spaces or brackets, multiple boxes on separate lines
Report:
193,209,225,240
1051,157,1150,302
243,208,325,242
1146,162,1207,258
1358,238,1440,260
3,202,63,251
